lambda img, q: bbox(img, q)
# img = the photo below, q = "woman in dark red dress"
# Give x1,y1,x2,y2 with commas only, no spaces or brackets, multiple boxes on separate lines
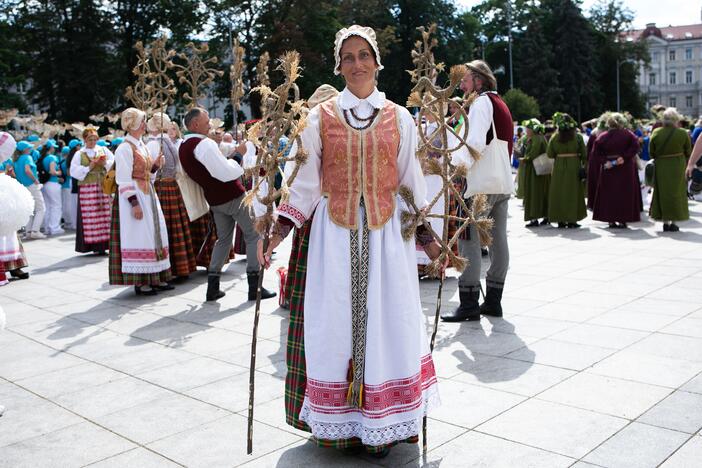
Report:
590,112,641,228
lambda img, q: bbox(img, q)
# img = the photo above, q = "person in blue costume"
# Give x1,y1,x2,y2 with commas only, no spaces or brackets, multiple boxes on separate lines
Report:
13,141,46,239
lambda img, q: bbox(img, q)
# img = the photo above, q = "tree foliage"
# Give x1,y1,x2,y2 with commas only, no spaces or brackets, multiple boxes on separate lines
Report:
0,0,649,122
503,88,540,121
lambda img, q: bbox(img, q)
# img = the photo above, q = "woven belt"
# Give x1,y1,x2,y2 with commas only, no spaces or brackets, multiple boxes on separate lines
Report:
658,153,684,158
557,153,578,158
149,180,166,261
347,198,370,408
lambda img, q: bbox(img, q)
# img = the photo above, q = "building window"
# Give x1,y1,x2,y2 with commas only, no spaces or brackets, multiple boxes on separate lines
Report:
686,95,693,108
670,50,676,61
649,73,656,85
687,70,693,83
653,51,660,62
670,96,677,107
686,48,693,60
670,72,676,84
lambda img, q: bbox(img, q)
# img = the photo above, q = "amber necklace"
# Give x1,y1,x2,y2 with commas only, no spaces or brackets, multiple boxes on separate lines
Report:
343,108,379,131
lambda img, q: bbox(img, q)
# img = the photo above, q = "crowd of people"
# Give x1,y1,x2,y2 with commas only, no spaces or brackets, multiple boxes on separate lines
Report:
513,106,702,232
1,22,702,459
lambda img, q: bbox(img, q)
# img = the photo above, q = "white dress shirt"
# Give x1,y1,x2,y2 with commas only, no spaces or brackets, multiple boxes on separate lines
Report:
183,133,243,182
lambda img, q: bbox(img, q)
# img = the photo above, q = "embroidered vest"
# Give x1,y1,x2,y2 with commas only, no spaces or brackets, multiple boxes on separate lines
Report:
127,141,153,194
319,99,400,230
78,148,107,185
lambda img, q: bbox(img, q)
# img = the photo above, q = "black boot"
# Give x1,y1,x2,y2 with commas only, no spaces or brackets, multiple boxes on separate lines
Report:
480,286,504,317
247,272,277,301
441,290,480,322
206,274,225,301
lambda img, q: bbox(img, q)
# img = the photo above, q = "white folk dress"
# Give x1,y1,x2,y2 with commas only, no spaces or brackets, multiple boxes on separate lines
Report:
114,135,170,274
277,88,440,446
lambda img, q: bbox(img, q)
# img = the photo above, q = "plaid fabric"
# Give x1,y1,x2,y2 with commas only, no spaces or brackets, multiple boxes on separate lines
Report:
2,238,28,271
75,194,110,253
108,197,172,285
284,217,416,451
189,213,235,268
155,179,196,277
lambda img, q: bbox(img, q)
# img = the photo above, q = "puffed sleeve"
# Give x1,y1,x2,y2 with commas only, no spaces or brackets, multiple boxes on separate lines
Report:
70,150,91,181
115,143,136,201
396,106,427,209
275,106,322,227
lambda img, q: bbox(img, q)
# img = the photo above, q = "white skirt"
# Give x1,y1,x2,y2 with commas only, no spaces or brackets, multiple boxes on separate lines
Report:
300,196,440,446
117,185,170,274
0,233,21,262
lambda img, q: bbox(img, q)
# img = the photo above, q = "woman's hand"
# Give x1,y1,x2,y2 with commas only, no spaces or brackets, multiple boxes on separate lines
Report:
257,235,283,269
132,205,143,220
423,240,450,277
155,153,165,168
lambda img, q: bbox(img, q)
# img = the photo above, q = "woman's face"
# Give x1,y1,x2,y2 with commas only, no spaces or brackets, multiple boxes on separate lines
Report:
339,36,378,90
167,124,178,140
85,134,98,148
448,102,460,116
526,128,534,138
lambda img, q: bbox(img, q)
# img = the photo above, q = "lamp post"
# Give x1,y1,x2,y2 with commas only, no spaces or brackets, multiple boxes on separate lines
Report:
507,0,514,89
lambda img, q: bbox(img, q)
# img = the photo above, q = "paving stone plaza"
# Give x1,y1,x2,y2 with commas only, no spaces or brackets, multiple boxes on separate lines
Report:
1,198,702,467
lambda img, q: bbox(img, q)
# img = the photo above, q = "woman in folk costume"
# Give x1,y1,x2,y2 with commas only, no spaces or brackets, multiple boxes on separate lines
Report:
70,127,114,254
40,139,64,235
145,113,196,281
520,118,550,227
109,108,172,295
547,112,587,228
649,107,691,232
590,112,641,228
260,26,441,457
0,132,33,283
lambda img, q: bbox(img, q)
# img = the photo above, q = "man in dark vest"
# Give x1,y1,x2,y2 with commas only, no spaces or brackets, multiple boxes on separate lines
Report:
442,60,513,322
179,107,276,302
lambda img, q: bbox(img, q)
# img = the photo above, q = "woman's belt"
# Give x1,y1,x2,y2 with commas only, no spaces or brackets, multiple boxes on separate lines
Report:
656,153,684,158
557,153,578,158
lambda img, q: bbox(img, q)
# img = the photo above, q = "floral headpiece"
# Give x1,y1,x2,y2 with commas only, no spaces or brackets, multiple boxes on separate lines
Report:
552,112,577,131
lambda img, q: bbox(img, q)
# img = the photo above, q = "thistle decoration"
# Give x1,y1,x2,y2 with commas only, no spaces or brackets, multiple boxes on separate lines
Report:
403,24,493,455
173,42,224,109
245,50,308,456
124,41,153,111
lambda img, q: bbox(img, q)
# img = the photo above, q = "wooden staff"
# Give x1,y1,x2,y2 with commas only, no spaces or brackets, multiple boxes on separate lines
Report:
243,51,308,455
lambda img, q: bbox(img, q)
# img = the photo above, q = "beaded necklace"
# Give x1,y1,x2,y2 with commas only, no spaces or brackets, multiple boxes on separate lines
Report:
343,107,379,131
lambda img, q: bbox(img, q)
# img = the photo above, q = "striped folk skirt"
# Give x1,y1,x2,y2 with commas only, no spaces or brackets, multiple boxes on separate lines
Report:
155,179,196,277
189,213,235,268
283,218,417,453
0,234,28,271
75,183,111,253
108,197,171,286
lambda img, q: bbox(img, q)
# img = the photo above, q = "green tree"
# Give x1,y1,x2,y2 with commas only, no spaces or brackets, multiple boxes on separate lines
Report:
513,12,561,117
503,88,540,121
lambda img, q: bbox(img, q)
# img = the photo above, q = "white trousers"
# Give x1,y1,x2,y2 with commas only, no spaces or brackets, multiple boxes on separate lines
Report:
61,188,77,229
42,181,62,234
25,184,46,233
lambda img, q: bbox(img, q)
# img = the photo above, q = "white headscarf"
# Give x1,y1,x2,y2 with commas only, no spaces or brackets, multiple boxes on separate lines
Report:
146,112,172,133
333,25,383,76
121,107,146,132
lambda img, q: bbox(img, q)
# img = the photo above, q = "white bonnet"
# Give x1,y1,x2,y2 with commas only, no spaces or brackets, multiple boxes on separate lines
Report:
333,25,383,76
121,107,146,132
146,112,172,133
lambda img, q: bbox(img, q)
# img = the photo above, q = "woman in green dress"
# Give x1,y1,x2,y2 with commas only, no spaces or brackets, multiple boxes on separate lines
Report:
521,118,550,226
547,112,587,228
649,107,691,232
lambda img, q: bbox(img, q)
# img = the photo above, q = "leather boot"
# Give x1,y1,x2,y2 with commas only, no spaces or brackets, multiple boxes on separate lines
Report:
441,290,480,322
206,274,225,301
247,272,277,301
480,286,504,317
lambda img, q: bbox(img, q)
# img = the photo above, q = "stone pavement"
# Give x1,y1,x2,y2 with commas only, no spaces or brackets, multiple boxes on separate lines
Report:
1,198,702,467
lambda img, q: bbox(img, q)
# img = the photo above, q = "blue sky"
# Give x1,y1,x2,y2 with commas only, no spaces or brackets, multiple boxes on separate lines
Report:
455,0,701,29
